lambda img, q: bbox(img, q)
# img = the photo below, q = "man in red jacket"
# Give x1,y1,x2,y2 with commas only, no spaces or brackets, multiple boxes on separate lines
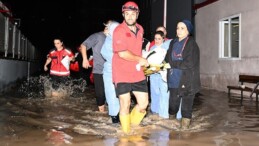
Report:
112,1,149,133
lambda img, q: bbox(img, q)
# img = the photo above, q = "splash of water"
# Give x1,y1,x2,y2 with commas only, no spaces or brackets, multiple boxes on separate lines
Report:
18,75,87,98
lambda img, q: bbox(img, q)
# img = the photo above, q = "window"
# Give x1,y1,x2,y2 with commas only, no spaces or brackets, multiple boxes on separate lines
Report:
219,15,241,59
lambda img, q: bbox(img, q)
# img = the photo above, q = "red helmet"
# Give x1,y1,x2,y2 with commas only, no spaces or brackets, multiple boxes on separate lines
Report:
122,1,139,12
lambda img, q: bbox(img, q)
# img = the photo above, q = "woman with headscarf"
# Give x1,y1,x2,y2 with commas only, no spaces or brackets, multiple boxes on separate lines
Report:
165,20,201,129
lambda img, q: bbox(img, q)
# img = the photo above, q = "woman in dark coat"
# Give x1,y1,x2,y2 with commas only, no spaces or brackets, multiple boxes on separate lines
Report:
165,20,201,129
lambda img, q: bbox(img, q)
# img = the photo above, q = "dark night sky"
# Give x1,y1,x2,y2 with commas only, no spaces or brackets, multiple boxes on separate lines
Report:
1,0,140,53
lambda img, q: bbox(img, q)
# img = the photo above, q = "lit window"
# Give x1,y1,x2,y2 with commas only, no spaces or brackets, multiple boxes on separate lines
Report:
219,15,241,59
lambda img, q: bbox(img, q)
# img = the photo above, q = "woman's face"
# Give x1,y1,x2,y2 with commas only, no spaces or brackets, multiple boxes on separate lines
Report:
176,22,189,40
154,34,164,46
54,39,63,49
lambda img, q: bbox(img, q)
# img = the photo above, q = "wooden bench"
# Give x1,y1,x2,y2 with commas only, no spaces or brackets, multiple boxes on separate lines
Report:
227,75,259,104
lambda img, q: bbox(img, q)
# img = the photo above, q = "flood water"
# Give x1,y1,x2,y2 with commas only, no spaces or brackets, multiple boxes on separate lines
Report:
0,75,259,146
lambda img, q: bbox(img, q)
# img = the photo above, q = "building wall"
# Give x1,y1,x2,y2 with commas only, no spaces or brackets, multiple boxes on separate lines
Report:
195,0,259,92
0,59,27,92
0,1,41,93
0,59,39,92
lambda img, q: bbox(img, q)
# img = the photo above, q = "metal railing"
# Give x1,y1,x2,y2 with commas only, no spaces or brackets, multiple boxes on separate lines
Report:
0,11,39,61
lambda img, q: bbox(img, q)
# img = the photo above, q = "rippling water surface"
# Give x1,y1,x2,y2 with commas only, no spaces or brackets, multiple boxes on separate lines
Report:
0,75,259,146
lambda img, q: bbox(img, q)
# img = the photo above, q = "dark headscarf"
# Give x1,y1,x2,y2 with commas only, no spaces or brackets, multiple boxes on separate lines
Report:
182,19,193,35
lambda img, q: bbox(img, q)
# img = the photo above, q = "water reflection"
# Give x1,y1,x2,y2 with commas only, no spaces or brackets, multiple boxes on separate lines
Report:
148,130,169,145
0,76,259,145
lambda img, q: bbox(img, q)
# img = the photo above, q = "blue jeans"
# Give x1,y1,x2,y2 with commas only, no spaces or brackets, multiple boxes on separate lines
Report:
150,73,169,118
103,72,119,116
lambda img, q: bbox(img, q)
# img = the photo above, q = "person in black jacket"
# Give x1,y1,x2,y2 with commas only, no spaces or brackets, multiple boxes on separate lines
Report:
165,20,201,129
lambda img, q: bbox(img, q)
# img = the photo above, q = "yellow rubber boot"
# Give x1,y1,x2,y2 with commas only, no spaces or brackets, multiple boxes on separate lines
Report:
120,114,130,133
130,107,146,126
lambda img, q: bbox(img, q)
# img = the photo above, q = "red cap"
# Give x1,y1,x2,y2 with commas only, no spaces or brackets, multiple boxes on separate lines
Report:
122,1,139,12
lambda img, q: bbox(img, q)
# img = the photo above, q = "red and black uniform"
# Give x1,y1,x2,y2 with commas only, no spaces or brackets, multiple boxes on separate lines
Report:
48,48,74,90
48,48,74,76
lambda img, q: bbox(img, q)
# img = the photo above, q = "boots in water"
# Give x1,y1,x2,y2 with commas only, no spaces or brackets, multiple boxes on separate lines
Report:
130,107,146,126
181,118,191,130
111,114,120,123
120,114,130,133
169,114,176,120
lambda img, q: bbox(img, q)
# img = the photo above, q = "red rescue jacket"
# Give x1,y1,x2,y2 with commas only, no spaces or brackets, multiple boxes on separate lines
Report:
49,48,74,76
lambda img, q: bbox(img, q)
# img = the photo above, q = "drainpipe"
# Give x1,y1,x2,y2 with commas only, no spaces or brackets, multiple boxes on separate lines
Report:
4,17,9,57
163,0,167,28
12,25,16,58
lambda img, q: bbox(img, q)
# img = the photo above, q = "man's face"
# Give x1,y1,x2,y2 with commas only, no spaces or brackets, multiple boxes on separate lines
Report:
123,10,138,26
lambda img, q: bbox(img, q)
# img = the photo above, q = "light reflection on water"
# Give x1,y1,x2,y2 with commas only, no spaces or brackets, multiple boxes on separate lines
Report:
0,76,259,146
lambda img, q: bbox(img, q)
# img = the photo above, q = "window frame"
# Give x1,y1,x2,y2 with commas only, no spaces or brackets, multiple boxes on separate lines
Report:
219,14,241,60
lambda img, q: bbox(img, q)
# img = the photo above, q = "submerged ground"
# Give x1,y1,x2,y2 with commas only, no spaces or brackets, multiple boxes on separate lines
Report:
0,76,259,146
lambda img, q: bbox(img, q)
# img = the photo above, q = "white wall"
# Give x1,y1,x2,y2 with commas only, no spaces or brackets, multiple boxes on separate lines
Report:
195,0,259,92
